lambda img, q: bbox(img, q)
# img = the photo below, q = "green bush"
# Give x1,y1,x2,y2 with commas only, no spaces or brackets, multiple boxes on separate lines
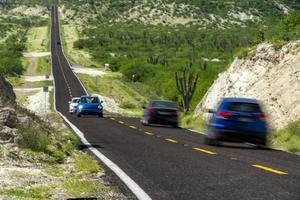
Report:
46,145,65,163
73,39,85,49
74,153,101,174
18,126,50,152
235,47,251,59
270,121,300,152
286,121,300,137
123,65,155,82
119,101,136,109
0,55,24,76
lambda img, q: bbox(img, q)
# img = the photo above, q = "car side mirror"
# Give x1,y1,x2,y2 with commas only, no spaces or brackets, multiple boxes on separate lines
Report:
68,101,71,104
207,109,215,114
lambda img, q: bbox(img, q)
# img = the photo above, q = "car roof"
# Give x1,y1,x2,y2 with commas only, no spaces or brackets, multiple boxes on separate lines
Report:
150,100,175,103
72,97,80,99
80,95,98,98
221,97,260,104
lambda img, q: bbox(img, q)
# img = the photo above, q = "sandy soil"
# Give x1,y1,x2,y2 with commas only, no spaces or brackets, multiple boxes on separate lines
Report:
71,66,106,77
23,75,53,82
92,93,119,114
24,57,38,75
23,52,51,58
25,87,53,119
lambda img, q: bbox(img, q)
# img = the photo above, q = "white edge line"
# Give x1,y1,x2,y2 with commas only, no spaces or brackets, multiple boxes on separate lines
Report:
57,112,152,200
50,7,152,200
187,128,206,135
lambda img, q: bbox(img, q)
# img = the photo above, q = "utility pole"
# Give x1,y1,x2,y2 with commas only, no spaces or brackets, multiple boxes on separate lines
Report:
43,86,49,121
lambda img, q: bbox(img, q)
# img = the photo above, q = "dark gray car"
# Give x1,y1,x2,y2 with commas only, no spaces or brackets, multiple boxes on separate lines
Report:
141,100,179,127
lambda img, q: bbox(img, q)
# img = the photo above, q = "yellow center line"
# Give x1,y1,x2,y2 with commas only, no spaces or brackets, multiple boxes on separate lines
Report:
252,165,288,175
52,8,73,99
110,118,115,120
144,132,154,136
119,121,125,124
129,125,137,129
193,147,217,155
165,138,178,143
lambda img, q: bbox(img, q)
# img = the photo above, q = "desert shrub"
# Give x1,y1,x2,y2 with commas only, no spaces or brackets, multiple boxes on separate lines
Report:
73,39,85,49
286,121,300,137
107,57,124,72
119,101,136,109
46,145,65,163
0,57,24,76
74,153,101,174
123,65,155,82
270,121,300,152
18,126,50,152
235,47,251,59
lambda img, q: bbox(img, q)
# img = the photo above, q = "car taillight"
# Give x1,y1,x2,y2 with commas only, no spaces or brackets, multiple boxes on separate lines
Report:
148,108,156,113
256,113,267,120
216,112,234,119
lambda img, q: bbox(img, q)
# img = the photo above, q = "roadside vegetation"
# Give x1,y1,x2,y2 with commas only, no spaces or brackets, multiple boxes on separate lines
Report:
270,121,300,153
26,25,49,52
61,23,101,68
0,5,49,77
77,73,158,116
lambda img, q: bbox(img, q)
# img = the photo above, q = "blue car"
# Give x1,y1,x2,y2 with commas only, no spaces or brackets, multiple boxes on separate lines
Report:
76,95,103,118
205,97,269,146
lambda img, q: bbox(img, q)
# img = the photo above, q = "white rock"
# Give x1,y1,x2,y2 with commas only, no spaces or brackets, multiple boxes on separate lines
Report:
195,41,300,129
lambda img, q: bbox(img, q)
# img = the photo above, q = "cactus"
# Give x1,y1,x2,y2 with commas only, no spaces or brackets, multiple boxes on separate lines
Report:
175,65,200,112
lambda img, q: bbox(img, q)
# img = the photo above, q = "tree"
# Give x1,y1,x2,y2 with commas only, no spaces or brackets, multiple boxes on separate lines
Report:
175,64,200,112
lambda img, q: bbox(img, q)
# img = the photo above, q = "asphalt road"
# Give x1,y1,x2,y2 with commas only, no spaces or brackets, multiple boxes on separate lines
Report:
51,7,300,200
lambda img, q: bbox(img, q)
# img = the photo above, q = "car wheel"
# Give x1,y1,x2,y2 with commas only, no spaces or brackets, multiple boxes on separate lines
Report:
142,118,149,126
205,127,220,146
70,112,73,115
204,137,219,146
98,113,103,118
256,139,267,149
77,113,81,117
172,123,179,128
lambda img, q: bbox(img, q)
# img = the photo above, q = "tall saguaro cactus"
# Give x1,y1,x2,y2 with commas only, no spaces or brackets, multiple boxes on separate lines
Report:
175,67,200,112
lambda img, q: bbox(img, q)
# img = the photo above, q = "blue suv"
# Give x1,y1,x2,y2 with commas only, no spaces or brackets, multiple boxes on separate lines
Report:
76,95,103,118
205,98,269,147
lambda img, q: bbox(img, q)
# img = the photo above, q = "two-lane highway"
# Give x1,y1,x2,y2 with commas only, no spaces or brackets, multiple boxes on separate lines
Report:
51,7,300,200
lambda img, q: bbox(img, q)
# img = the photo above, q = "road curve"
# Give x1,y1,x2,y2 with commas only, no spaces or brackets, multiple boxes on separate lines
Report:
50,6,300,200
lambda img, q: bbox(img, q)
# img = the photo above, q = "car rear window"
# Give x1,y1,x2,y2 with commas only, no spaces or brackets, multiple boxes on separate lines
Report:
227,102,262,113
150,101,177,108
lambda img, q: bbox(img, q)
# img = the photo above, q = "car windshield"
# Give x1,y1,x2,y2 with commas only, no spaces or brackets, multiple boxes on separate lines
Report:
227,102,262,113
81,97,99,104
72,99,80,103
150,101,177,108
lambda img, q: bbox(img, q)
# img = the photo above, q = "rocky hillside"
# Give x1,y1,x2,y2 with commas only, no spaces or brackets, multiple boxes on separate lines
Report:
0,76,15,105
61,0,300,28
0,76,35,143
195,41,300,130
